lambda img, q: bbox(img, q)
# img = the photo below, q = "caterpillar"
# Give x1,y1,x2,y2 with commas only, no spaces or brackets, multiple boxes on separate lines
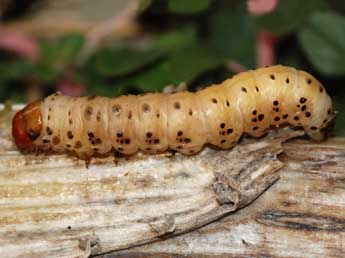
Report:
12,65,335,160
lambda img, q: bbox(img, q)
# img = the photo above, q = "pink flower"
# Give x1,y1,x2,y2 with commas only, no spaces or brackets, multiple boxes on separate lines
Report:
0,28,39,62
57,79,86,97
247,0,279,67
247,0,278,16
256,30,278,67
226,61,247,73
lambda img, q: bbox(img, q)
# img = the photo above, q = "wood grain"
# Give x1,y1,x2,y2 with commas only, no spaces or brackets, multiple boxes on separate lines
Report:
102,139,345,258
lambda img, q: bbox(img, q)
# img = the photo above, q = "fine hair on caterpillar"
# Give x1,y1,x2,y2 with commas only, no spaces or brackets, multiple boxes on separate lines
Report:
12,65,336,160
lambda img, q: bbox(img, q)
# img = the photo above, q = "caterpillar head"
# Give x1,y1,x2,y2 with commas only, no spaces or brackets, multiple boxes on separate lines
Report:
12,101,42,151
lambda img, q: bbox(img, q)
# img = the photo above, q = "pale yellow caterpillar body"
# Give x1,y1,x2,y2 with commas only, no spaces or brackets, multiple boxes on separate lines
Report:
12,65,335,159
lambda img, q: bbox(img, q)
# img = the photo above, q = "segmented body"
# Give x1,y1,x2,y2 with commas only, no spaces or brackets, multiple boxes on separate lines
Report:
21,65,335,157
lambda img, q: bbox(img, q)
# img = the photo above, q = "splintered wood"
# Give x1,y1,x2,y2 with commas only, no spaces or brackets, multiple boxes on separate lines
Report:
109,139,345,258
1,106,345,258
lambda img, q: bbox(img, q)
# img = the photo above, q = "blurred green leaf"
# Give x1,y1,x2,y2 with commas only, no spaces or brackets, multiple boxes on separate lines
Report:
166,45,222,83
86,27,197,79
150,27,197,52
0,59,33,81
88,48,163,77
74,66,126,97
209,8,256,68
257,0,328,35
0,59,32,101
118,43,223,92
138,0,153,13
34,62,60,83
40,34,84,68
298,11,345,76
168,0,211,14
56,34,85,65
333,98,345,136
35,34,85,83
6,91,26,104
87,80,124,97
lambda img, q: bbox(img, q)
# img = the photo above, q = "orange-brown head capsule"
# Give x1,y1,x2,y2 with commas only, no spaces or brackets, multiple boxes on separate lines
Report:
12,100,42,151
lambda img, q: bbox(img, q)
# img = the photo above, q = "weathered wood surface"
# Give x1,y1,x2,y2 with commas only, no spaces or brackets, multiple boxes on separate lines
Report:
1,106,345,258
101,138,345,258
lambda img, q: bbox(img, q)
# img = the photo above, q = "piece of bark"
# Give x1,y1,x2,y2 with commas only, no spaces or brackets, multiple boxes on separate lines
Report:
100,139,345,258
0,105,298,258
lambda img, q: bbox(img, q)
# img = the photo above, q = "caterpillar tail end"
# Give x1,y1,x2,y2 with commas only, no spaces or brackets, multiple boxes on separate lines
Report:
12,101,42,152
306,110,336,141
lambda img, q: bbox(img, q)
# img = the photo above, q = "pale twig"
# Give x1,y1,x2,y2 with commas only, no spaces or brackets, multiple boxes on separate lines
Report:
225,61,247,73
78,0,141,65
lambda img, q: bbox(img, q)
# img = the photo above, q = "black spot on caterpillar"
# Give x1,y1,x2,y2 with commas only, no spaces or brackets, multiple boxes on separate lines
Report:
12,65,335,158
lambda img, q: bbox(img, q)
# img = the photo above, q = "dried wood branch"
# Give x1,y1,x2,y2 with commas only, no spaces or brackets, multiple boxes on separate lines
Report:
102,139,345,258
0,106,302,258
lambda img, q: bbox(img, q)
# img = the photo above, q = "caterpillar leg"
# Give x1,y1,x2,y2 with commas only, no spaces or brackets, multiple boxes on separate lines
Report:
75,152,92,168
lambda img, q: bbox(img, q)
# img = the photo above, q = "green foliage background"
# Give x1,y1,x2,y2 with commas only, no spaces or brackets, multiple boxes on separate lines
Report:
1,0,345,135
